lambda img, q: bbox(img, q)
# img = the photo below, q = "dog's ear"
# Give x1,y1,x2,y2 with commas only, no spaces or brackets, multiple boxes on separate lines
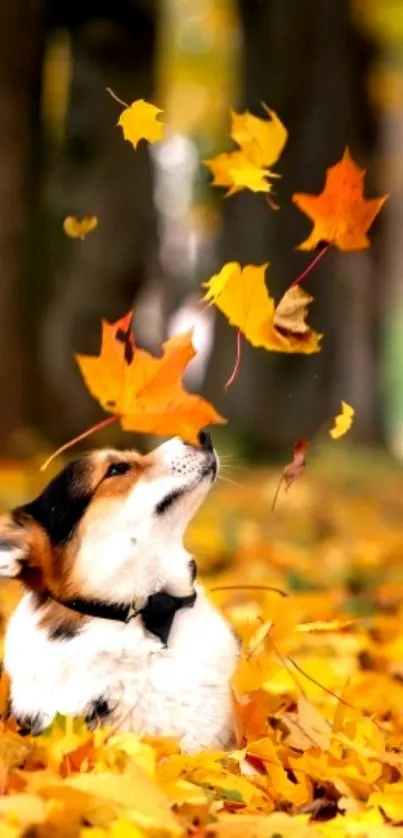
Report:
0,513,30,578
0,511,52,589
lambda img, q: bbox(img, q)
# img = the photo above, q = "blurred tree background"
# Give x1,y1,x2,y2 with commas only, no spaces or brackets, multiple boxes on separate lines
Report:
0,0,400,461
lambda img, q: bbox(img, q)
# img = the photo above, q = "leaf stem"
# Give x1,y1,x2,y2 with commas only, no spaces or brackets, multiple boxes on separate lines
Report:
266,634,308,698
271,476,284,512
290,243,330,289
40,415,119,472
225,329,242,389
106,87,129,109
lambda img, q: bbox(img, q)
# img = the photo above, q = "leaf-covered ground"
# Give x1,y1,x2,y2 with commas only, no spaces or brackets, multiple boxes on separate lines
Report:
2,446,403,836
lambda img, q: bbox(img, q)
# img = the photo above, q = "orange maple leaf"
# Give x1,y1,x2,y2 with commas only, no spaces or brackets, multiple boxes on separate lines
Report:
292,147,387,251
75,312,226,445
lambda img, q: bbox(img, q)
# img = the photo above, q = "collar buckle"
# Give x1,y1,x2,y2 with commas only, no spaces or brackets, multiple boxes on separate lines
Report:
124,603,140,623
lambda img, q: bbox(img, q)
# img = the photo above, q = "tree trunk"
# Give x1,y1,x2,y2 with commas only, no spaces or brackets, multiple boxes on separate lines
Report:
0,0,45,455
36,3,158,446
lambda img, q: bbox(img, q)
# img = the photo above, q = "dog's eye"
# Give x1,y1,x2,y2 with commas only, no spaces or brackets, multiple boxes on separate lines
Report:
104,462,131,479
155,490,182,515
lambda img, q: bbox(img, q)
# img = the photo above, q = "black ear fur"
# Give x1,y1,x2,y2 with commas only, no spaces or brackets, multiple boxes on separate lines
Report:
23,459,94,546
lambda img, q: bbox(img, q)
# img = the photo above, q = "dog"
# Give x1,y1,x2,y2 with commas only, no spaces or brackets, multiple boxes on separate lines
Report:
0,432,239,753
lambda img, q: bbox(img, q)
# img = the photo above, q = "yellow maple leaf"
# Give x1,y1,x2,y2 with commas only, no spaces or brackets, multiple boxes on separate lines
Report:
230,105,288,169
48,767,181,833
203,150,272,196
203,104,287,197
0,794,50,827
233,651,277,696
330,401,355,439
369,786,403,823
228,158,271,194
248,737,313,807
63,216,98,240
203,151,245,190
202,262,321,355
118,99,164,149
108,822,145,838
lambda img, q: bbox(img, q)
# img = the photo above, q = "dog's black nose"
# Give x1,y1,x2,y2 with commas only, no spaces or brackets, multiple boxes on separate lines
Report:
198,430,213,452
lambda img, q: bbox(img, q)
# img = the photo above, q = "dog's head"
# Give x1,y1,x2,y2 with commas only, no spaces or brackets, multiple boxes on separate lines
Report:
0,433,217,605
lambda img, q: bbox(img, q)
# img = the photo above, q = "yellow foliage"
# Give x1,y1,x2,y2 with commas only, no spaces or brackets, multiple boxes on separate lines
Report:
202,262,321,355
117,99,164,149
330,401,355,440
63,216,98,240
204,104,287,196
2,459,403,834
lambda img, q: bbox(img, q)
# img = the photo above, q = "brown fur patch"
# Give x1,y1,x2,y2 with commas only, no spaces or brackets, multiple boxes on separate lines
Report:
92,451,149,500
70,451,151,548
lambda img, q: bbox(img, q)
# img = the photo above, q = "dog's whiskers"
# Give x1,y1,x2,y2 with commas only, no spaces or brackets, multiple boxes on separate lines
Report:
217,474,242,487
217,459,249,472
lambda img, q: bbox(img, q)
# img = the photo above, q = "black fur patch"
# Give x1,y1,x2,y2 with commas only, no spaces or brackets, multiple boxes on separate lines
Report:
85,696,111,729
13,711,46,736
141,589,196,646
48,621,81,641
155,489,182,516
189,558,197,582
22,459,93,545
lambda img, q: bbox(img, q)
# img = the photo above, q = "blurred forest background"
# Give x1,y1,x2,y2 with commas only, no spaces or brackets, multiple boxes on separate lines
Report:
2,0,403,463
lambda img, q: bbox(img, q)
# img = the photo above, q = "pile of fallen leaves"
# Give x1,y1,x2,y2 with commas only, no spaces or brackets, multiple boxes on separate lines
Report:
2,451,403,836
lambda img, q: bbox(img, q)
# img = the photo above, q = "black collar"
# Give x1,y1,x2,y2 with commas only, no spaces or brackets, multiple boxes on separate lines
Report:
50,589,197,646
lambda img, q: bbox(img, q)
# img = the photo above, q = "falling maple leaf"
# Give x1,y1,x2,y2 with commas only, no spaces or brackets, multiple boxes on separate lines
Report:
292,147,388,251
75,311,225,445
117,99,164,149
329,401,355,439
204,105,287,197
202,262,321,355
204,151,274,197
203,151,246,191
272,440,310,511
228,158,272,194
63,216,98,240
273,286,317,339
282,440,310,489
230,105,288,169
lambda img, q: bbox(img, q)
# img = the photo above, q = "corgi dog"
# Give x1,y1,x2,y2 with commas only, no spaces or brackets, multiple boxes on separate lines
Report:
0,433,239,753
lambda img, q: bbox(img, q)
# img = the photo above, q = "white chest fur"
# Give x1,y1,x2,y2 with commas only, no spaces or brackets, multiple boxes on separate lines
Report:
4,586,239,753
